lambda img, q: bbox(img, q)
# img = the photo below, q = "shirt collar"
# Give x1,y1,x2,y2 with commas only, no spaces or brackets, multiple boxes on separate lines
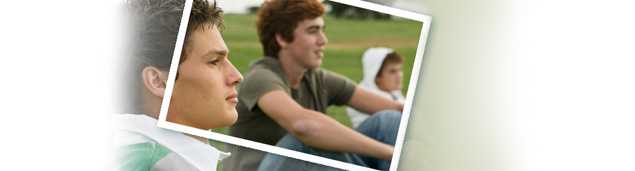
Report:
114,114,230,170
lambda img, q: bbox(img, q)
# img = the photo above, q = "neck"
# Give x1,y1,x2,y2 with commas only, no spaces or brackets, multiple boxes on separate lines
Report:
163,111,210,144
378,87,391,93
278,53,307,89
142,93,162,119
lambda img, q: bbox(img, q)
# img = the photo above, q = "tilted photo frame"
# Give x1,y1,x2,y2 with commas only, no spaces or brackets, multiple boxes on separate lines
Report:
157,0,431,170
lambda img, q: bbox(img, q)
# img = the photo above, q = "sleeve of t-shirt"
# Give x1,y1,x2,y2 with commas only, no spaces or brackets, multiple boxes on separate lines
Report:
238,69,287,111
320,69,357,106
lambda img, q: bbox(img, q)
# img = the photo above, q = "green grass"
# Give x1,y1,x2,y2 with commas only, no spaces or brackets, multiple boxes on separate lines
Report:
221,14,421,129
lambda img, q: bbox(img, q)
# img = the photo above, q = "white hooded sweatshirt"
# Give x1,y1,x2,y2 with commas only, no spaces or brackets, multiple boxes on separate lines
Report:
346,47,405,128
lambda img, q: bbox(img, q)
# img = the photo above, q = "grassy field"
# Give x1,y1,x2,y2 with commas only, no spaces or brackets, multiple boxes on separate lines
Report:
222,14,422,128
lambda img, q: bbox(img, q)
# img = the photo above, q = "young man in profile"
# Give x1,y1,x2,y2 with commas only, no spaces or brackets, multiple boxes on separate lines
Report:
117,0,242,170
225,0,403,170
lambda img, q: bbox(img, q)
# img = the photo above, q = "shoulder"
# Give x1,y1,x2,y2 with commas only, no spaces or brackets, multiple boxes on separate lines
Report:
240,67,287,93
240,59,289,94
243,58,286,86
245,67,282,82
117,141,172,171
310,68,355,87
312,68,348,81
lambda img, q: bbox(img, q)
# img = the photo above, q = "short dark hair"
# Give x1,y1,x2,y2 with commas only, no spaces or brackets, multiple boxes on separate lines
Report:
122,0,223,113
127,0,223,71
127,0,184,72
182,0,224,63
376,51,404,78
256,0,325,58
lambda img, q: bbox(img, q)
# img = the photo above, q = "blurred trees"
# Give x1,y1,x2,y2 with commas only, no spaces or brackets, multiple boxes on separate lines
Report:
326,0,396,20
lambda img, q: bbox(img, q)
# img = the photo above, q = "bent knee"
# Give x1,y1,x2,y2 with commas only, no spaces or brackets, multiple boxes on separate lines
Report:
369,110,402,127
375,110,401,119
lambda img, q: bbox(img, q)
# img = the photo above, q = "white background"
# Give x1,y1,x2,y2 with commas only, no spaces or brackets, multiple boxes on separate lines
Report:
0,0,633,170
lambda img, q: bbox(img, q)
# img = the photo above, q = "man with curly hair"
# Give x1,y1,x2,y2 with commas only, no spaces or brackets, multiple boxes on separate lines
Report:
225,0,403,170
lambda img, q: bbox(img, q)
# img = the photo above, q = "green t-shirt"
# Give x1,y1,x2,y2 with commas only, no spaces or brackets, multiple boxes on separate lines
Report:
115,114,227,171
224,57,356,171
117,142,171,171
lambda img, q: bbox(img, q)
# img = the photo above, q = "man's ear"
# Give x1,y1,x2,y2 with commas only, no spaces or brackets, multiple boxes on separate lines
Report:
141,66,168,98
275,33,288,49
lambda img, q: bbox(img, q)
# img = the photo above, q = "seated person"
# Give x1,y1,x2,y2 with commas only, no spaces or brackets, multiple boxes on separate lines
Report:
347,47,406,128
223,0,403,170
116,0,242,170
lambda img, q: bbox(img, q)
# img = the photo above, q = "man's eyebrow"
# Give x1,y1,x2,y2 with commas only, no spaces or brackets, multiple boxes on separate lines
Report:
306,24,324,31
202,49,228,58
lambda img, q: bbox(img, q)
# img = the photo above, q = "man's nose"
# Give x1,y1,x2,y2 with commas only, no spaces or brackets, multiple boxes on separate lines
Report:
227,62,243,86
317,31,328,46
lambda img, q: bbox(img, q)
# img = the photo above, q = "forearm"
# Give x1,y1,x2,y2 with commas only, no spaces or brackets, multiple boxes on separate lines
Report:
363,100,403,114
257,91,394,159
349,87,403,114
290,110,393,160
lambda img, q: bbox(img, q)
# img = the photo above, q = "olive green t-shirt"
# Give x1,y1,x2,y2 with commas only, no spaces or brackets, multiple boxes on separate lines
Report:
224,57,356,171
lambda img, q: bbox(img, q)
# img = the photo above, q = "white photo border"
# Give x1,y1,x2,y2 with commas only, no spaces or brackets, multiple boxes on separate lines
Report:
156,0,432,170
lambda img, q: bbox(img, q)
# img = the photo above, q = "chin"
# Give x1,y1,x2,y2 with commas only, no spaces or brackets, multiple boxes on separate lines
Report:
225,110,239,125
307,62,321,69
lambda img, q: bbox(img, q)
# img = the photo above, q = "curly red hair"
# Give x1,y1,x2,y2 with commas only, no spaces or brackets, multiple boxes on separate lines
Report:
256,0,325,58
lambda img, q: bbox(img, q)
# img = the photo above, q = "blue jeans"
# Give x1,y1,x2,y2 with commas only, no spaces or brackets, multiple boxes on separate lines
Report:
258,110,402,171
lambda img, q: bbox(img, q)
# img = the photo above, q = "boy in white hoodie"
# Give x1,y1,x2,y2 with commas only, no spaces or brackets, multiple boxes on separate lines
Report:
347,47,405,128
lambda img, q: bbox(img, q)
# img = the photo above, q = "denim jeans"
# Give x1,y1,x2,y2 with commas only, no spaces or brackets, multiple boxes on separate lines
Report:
258,110,402,171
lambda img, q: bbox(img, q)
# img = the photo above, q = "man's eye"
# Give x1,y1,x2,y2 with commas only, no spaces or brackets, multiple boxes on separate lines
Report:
208,60,220,65
308,29,319,34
